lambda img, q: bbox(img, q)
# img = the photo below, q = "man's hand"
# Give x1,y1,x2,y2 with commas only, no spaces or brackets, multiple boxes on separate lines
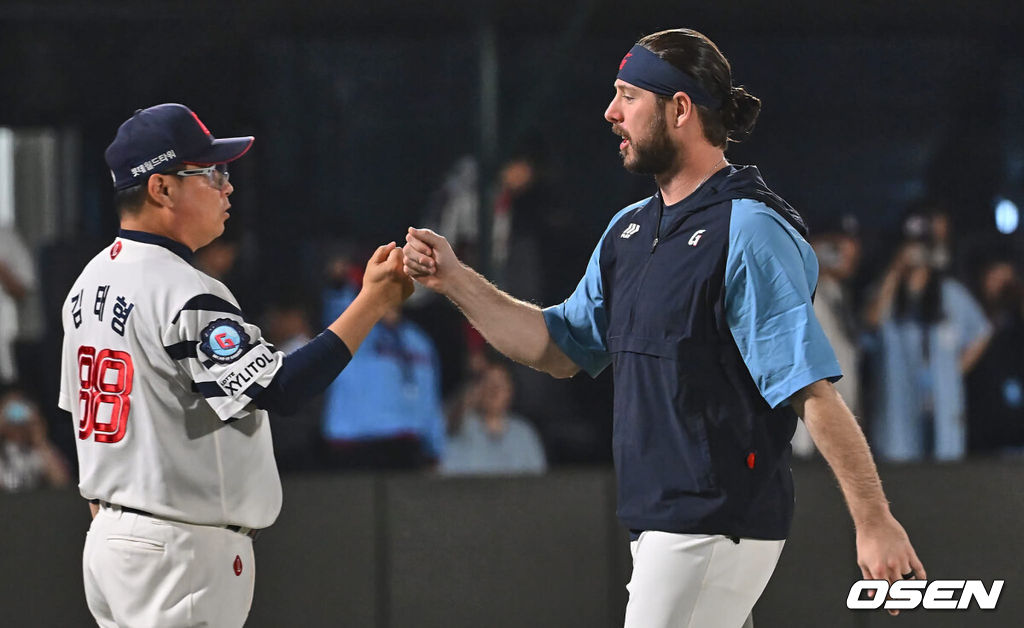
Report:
402,227,463,295
360,242,414,311
856,513,927,616
793,379,926,616
325,242,413,356
399,226,579,377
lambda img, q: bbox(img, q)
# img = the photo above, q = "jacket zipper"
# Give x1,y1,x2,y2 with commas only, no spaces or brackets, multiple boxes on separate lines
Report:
626,197,664,329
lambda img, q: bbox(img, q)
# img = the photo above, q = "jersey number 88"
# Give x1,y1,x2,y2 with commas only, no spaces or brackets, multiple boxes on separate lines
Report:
77,346,134,443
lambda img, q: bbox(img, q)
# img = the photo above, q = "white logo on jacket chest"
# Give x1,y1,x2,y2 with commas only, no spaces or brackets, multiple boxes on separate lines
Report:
620,223,640,239
688,229,707,246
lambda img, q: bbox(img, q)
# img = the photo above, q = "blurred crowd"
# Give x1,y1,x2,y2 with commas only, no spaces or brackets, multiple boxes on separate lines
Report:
2,154,1023,494
796,201,1024,462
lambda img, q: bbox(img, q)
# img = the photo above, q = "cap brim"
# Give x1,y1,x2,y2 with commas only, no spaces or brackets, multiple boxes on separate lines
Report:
189,136,254,165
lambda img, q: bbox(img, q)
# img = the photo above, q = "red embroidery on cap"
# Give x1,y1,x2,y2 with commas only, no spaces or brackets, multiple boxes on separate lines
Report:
110,241,122,260
233,555,243,576
190,111,212,137
619,52,633,71
746,452,756,469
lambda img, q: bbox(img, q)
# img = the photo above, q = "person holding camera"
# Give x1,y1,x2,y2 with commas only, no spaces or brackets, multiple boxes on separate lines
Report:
0,387,70,492
865,212,991,461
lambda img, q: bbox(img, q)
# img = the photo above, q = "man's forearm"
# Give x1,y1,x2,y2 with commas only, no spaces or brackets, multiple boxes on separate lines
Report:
444,264,578,377
795,381,891,526
327,291,387,355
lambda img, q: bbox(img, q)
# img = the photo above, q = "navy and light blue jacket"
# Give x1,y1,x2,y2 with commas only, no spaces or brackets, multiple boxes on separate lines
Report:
543,165,841,540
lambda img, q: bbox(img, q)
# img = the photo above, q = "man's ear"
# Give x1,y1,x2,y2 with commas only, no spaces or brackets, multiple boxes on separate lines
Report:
672,91,694,127
146,173,173,206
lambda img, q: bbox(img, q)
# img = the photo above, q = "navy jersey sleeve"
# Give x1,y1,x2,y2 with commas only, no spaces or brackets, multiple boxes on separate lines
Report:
542,202,644,377
256,330,352,416
421,340,446,460
725,199,842,408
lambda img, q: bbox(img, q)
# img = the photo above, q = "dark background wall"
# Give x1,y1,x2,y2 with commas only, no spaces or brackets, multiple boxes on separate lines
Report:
3,462,1022,627
2,0,1023,302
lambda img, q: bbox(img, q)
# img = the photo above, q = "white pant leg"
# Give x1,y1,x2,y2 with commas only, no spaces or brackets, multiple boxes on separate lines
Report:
83,522,118,628
624,532,785,628
83,507,255,628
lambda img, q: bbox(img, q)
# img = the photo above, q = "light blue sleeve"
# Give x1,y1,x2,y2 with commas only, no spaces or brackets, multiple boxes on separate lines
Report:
542,201,646,377
725,200,842,408
943,280,992,352
420,335,446,460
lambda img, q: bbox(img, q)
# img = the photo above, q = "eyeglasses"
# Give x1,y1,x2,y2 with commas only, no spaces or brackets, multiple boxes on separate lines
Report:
171,164,230,190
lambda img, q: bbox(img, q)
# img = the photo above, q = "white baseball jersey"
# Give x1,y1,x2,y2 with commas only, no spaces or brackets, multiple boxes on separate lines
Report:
58,232,284,529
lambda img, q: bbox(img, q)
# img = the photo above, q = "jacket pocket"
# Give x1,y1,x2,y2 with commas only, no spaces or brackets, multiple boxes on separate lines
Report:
609,335,718,494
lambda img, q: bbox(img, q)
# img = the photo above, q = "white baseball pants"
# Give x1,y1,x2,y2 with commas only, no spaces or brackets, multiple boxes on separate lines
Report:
624,531,785,628
83,506,255,628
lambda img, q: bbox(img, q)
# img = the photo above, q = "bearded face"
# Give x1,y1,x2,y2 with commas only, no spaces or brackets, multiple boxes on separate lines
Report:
618,102,676,176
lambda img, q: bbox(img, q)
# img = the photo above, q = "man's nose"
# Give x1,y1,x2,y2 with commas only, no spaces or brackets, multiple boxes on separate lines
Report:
604,98,622,123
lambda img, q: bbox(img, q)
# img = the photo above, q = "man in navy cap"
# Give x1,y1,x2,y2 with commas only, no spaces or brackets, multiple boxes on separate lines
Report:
59,103,413,627
403,30,924,626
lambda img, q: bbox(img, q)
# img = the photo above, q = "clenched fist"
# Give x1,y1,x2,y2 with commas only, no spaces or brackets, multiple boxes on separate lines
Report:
361,242,414,310
403,227,464,295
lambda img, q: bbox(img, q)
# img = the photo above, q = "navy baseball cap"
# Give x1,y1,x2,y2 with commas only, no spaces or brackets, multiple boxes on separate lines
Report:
105,103,254,190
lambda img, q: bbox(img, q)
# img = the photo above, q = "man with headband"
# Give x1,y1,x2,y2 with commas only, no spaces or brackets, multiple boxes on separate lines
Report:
403,29,923,626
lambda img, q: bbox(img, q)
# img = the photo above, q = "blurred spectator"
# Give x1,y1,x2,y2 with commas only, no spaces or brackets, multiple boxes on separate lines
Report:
793,231,863,458
441,358,546,476
422,152,547,303
976,259,1024,333
864,213,992,462
266,300,314,354
966,259,1024,455
320,266,445,470
920,202,954,274
194,234,259,316
441,346,490,438
195,237,237,276
422,152,603,463
0,226,36,385
0,386,70,491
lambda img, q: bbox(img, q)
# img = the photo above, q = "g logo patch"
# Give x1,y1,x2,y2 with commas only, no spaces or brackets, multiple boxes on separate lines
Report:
199,319,250,363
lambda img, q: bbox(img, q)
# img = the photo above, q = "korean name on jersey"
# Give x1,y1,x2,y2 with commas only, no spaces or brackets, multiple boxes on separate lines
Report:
58,236,286,529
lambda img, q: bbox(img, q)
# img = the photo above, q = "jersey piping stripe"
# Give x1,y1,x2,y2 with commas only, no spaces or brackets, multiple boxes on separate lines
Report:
171,294,243,324
192,381,229,398
242,382,265,400
164,341,198,360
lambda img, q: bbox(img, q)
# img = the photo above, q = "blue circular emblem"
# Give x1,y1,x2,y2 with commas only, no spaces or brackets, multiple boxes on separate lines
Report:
199,318,251,364
210,325,242,357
